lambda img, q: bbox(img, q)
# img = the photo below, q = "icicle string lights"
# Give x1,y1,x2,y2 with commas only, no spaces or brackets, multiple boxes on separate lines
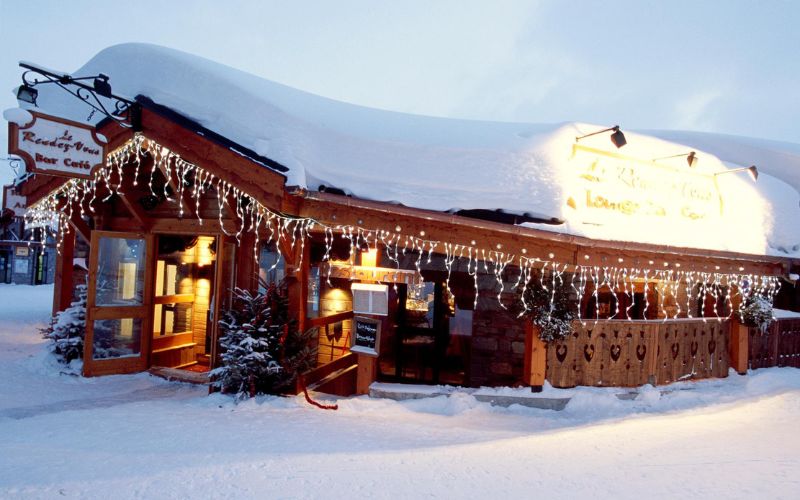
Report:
25,134,782,321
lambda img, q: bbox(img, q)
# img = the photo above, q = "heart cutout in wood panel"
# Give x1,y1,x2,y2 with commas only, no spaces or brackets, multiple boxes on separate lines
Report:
584,344,595,362
556,344,568,363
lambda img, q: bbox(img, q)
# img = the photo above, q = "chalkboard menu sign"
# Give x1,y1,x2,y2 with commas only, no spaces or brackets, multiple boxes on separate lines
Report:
351,316,381,357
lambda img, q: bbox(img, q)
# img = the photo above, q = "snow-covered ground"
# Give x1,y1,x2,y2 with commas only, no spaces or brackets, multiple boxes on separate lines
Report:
1,283,800,499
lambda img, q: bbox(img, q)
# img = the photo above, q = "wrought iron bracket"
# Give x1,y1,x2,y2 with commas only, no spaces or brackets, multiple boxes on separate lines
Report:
18,62,141,131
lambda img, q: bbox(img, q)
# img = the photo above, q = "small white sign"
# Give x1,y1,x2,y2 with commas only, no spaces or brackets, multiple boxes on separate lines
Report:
351,283,388,316
9,111,105,179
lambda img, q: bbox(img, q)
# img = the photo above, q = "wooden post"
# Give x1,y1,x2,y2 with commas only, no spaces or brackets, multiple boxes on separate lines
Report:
523,322,547,392
52,229,75,315
729,320,749,375
285,240,310,334
356,354,377,395
233,231,257,292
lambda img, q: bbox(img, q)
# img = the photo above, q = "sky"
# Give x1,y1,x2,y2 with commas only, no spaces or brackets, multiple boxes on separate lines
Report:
1,0,799,187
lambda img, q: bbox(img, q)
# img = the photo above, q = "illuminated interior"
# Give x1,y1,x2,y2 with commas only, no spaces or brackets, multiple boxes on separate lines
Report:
151,235,217,372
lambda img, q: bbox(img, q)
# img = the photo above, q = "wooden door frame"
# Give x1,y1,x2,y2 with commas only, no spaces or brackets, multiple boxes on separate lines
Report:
210,234,240,369
83,230,155,376
149,231,227,370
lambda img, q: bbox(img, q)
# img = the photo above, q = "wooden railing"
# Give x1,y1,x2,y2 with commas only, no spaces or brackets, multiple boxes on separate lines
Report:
748,318,800,369
298,351,358,396
309,310,354,364
308,310,354,329
546,319,730,388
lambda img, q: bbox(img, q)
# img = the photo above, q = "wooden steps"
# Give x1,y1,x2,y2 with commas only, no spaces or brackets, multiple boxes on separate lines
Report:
173,361,199,369
152,342,197,354
151,332,199,369
149,366,209,385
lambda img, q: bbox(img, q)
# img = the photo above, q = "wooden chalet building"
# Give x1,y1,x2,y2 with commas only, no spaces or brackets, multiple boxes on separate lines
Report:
7,44,800,394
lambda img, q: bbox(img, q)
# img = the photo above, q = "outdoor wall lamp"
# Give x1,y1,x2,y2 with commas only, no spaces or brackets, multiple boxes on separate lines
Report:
16,62,140,130
653,151,697,167
714,165,759,182
575,125,627,148
15,84,38,105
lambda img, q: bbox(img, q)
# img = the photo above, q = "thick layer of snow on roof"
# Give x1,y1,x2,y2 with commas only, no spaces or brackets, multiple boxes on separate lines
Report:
17,43,800,258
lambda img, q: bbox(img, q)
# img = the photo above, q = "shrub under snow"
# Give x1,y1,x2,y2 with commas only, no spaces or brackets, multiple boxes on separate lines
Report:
741,295,774,333
41,285,87,364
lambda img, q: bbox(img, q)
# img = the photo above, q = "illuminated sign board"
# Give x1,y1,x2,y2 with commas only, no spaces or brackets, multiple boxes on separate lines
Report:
565,144,722,226
8,111,106,179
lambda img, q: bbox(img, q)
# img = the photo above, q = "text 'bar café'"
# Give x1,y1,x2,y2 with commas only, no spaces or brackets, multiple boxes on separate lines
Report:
5,44,800,395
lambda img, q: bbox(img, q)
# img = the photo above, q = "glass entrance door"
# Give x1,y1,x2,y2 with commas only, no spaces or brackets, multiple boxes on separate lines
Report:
83,231,153,376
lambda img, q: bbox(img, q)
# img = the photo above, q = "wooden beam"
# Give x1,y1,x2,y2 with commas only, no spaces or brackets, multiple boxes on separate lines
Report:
355,354,377,395
116,192,149,229
296,191,787,276
234,231,258,292
139,107,285,210
523,322,547,392
152,162,198,220
729,321,749,375
96,120,133,152
18,174,68,206
307,310,354,328
285,237,310,334
68,213,91,244
105,217,232,234
52,229,75,315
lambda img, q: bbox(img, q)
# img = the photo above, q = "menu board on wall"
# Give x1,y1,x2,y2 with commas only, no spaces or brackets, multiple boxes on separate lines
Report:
351,316,381,357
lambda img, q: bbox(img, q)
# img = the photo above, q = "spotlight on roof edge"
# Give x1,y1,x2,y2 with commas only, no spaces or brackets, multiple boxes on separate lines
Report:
575,125,626,148
714,165,759,182
653,151,698,167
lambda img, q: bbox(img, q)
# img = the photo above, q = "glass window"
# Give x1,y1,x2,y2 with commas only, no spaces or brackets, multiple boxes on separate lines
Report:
449,307,473,336
92,318,143,359
258,243,285,291
96,237,146,306
406,282,435,327
154,303,193,336
307,266,320,319
155,259,194,297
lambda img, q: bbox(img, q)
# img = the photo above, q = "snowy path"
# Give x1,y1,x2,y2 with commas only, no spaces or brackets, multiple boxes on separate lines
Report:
1,284,800,499
0,384,202,420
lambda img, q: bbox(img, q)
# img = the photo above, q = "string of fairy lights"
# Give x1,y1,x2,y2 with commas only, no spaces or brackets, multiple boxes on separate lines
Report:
24,133,781,323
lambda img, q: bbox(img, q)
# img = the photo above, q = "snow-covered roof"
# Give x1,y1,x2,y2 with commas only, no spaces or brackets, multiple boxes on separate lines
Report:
12,43,800,259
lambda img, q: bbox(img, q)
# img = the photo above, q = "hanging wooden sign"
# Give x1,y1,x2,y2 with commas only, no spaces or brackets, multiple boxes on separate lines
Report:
8,110,106,179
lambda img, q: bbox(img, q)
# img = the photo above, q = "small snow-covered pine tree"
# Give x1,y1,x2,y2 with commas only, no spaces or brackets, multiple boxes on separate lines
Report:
210,282,317,399
42,284,87,364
